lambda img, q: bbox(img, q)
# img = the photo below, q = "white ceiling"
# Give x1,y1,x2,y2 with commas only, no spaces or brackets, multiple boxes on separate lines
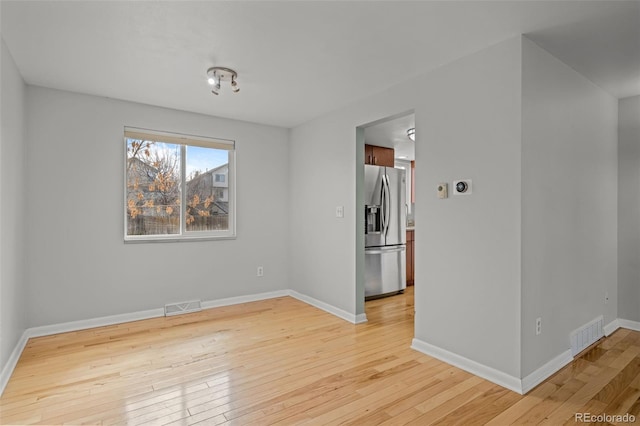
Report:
1,1,638,128
364,114,416,161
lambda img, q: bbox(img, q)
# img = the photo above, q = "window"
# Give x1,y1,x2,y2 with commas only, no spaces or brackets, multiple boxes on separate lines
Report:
215,188,225,200
124,127,235,241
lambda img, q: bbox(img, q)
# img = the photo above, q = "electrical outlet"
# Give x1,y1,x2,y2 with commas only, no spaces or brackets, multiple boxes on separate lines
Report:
536,317,542,335
257,266,264,277
336,206,344,218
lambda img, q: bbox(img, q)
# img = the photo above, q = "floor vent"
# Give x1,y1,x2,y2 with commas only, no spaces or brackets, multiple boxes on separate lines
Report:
570,315,604,356
164,300,202,317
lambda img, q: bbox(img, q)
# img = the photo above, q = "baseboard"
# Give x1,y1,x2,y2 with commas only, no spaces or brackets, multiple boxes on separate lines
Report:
27,307,165,338
412,326,629,396
604,318,621,336
26,290,292,339
354,313,368,324
411,338,523,394
521,319,640,394
619,318,640,332
288,290,367,324
201,290,290,310
521,349,573,394
0,330,29,397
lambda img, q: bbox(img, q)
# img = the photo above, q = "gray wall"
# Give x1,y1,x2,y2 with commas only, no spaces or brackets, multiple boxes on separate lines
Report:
24,86,290,327
521,38,618,376
618,95,640,322
0,38,26,370
416,37,523,377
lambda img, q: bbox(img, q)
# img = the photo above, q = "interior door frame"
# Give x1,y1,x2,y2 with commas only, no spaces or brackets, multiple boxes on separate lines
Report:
355,110,415,318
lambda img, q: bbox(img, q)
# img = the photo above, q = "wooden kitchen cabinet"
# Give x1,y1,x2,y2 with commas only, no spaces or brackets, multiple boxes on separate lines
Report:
406,229,414,286
364,144,394,167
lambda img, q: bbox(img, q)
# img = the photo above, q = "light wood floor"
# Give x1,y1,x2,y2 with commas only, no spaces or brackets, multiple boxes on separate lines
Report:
1,288,639,425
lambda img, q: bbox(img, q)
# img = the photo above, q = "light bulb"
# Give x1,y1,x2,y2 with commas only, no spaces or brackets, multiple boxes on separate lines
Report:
207,77,216,85
231,79,240,93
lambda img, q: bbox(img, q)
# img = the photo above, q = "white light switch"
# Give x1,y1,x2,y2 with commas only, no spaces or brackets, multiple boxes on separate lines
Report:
336,206,344,218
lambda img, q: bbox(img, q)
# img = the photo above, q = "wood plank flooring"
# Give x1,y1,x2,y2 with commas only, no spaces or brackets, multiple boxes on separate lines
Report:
1,288,639,425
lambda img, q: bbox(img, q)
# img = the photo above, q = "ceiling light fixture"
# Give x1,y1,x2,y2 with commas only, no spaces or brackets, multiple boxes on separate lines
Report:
206,67,239,95
407,127,415,141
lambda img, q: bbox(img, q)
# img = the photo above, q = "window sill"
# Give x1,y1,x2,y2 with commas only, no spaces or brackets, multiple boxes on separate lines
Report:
124,234,236,244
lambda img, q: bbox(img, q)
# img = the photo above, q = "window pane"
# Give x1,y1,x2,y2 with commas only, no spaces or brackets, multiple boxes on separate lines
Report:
185,146,229,232
126,139,181,235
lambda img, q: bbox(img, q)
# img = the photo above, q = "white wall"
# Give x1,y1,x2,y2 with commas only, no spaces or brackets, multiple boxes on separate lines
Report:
24,86,290,327
618,95,640,322
416,37,523,378
520,38,618,376
0,38,27,372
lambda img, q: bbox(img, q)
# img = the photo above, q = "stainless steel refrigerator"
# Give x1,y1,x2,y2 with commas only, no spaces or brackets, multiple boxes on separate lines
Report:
364,164,406,299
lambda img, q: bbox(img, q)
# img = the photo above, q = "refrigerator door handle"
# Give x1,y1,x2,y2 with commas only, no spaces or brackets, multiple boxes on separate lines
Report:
380,176,387,234
383,174,391,236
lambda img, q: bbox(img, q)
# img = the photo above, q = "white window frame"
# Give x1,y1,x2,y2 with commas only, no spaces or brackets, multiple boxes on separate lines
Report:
124,127,236,242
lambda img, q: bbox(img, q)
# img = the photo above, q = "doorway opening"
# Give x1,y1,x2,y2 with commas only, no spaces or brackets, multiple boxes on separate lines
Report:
356,111,415,324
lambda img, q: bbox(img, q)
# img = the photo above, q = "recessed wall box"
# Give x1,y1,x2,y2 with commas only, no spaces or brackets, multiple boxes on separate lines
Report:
453,179,472,195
